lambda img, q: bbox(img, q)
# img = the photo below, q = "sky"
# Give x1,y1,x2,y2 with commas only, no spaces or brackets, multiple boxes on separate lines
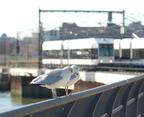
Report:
0,0,144,37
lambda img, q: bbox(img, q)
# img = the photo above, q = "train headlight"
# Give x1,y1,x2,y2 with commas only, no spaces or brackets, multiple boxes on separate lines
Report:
109,60,113,63
100,60,103,63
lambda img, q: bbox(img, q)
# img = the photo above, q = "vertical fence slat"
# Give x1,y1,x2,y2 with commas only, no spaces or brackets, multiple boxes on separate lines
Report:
126,80,143,117
92,87,120,117
111,83,133,117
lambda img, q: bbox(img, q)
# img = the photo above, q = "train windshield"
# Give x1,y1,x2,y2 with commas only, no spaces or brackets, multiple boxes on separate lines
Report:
99,44,113,56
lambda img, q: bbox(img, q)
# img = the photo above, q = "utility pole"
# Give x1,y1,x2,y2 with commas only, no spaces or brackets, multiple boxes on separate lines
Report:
4,36,6,65
38,9,41,69
38,9,44,69
16,32,20,67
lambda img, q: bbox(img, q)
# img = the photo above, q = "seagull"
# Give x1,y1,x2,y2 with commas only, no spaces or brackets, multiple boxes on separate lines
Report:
63,65,80,95
30,66,78,98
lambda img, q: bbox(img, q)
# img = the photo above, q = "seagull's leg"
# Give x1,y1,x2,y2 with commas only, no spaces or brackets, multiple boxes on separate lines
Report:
52,88,57,98
65,86,69,95
51,88,54,98
65,87,67,95
54,88,57,98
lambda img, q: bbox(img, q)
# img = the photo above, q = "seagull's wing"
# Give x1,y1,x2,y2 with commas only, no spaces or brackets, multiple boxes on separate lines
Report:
70,74,77,80
63,73,80,87
31,69,64,85
42,69,65,85
70,73,80,80
30,74,44,84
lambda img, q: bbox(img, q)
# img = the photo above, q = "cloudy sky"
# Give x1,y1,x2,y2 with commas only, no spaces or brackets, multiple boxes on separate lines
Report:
0,0,144,37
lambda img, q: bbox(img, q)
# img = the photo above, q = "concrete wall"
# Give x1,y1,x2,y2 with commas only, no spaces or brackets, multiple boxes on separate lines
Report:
9,68,44,76
8,68,137,85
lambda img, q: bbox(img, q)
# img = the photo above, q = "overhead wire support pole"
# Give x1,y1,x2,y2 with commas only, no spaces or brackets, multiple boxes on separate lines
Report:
122,10,125,27
38,9,42,69
122,10,125,38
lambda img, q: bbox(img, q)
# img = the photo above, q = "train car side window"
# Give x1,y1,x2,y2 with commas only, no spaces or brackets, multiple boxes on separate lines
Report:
133,49,144,59
91,48,98,59
70,49,91,59
122,49,130,59
42,50,61,58
139,49,144,59
63,50,68,59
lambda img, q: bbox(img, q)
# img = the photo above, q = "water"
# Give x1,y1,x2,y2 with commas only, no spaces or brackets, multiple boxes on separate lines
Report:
0,91,47,113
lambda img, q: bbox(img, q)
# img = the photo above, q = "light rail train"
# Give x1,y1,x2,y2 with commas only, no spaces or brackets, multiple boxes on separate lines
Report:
42,38,114,70
114,37,144,66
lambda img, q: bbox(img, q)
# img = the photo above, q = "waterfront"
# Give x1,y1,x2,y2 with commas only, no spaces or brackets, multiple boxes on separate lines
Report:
0,91,47,112
0,71,139,113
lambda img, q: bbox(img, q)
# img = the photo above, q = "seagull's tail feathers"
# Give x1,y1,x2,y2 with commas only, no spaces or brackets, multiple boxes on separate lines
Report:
29,74,44,84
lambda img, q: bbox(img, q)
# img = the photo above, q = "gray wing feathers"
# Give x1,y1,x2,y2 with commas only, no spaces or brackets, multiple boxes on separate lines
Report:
31,69,64,85
70,74,77,80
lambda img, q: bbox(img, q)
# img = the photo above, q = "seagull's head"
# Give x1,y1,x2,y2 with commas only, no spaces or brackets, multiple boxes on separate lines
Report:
70,65,79,75
63,66,74,74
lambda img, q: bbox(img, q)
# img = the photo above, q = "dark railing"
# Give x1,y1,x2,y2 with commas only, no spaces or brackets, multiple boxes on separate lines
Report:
0,74,144,117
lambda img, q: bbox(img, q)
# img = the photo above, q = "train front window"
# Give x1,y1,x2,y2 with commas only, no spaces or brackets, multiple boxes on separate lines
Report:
99,44,113,56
